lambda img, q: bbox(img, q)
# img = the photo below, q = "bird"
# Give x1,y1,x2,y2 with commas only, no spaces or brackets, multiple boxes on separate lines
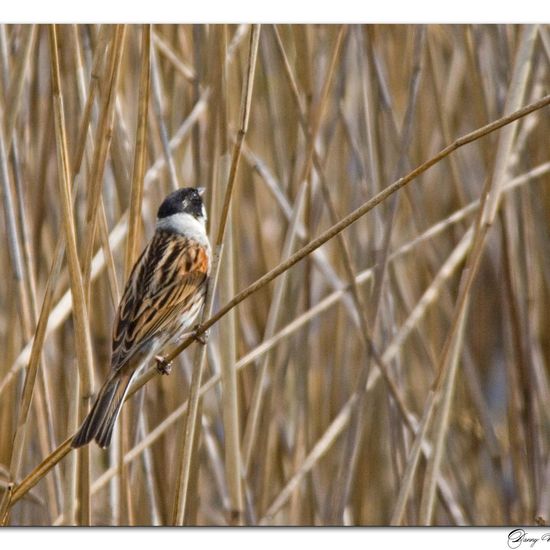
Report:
72,187,211,449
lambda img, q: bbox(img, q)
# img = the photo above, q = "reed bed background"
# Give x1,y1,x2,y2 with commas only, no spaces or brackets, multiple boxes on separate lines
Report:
0,23,549,526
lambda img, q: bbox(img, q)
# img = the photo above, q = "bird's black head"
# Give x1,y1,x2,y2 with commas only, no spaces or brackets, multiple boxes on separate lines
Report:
157,187,206,220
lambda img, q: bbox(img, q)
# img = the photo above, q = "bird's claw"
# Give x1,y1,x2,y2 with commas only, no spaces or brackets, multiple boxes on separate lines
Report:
155,355,173,375
192,325,209,345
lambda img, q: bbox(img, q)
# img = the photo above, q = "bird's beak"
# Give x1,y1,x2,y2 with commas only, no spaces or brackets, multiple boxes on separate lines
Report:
197,187,206,196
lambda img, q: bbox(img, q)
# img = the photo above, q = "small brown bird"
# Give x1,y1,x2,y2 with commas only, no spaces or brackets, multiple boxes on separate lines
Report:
72,187,211,448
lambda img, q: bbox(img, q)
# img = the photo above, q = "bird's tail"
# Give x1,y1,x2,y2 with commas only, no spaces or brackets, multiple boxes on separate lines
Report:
71,370,134,449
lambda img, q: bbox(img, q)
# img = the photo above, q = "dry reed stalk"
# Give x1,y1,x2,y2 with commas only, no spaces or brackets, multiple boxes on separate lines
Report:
0,97,214,399
13,78,550,516
391,27,538,525
0,100,35,525
165,90,550,364
5,85,550,515
70,221,473,515
0,28,41,497
214,24,245,525
418,24,538,525
170,24,261,526
241,27,348,485
3,25,550,527
153,31,195,83
150,45,179,192
18,152,550,525
72,25,111,180
48,24,97,526
3,25,36,155
81,25,126,299
125,26,151,286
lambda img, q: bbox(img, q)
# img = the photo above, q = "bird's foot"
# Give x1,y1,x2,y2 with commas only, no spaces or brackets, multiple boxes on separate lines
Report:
192,325,209,345
155,355,173,375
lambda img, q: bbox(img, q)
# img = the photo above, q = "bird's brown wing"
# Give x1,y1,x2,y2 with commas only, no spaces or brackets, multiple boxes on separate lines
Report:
111,230,209,371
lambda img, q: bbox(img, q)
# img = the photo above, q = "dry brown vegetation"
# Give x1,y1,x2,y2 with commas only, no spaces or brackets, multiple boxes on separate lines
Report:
0,23,550,526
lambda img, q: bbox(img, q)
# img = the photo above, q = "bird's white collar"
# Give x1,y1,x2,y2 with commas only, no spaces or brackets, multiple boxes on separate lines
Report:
156,212,209,247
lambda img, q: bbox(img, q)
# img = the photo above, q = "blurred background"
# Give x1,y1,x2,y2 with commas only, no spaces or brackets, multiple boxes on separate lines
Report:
0,24,549,526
